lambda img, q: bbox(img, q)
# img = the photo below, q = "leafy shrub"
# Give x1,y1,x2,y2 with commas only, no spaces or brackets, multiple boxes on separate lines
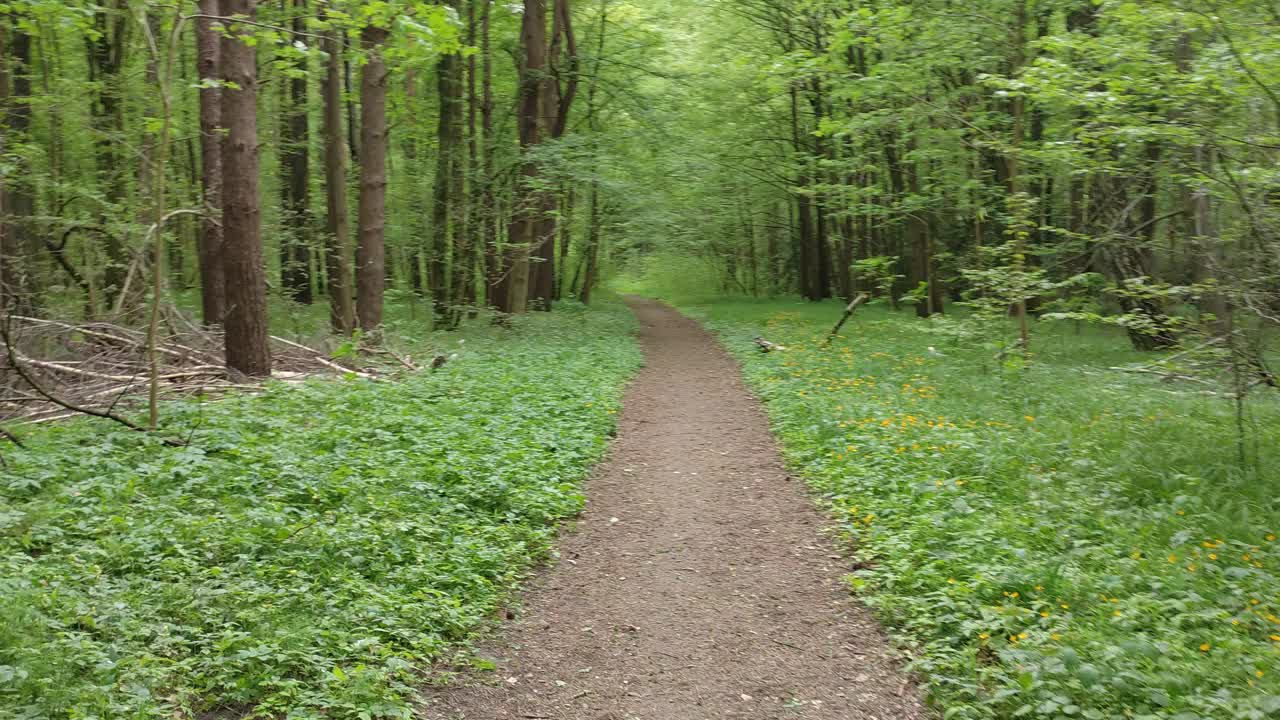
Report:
689,299,1280,720
0,304,642,719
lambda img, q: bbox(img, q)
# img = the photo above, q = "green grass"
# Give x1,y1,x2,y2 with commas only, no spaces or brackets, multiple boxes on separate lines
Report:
0,302,643,719
680,297,1280,720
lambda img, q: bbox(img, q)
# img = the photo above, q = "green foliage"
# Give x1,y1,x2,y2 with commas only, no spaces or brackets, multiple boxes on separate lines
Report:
0,304,643,718
612,250,728,305
686,298,1280,720
853,256,903,301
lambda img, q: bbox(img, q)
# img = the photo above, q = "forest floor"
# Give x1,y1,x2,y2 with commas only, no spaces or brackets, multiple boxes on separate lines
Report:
422,297,926,720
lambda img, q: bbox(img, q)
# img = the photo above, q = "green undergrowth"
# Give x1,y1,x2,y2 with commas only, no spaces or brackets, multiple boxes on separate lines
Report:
684,297,1279,720
0,302,642,719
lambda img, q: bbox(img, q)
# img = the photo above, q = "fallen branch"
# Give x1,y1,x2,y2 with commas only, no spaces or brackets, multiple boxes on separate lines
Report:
269,335,363,376
2,319,187,446
823,293,870,347
0,426,23,448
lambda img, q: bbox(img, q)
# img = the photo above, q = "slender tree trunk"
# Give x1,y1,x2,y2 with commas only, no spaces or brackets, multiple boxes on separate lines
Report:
280,0,313,304
505,0,549,315
1174,35,1231,335
465,0,481,315
86,1,130,302
905,157,935,317
430,51,459,322
447,26,469,326
322,18,354,334
356,25,389,332
220,0,272,376
556,186,574,300
580,181,601,304
195,0,225,326
1,20,35,313
578,0,607,306
344,46,359,164
1006,0,1030,343
480,0,502,308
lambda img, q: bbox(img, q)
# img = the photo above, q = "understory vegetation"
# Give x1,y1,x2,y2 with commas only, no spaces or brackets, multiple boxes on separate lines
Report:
0,302,641,718
686,298,1279,720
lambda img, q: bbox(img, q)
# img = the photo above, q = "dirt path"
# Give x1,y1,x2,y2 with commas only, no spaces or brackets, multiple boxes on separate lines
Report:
422,298,927,720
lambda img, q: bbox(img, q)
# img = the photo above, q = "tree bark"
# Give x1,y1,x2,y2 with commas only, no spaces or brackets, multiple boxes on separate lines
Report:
505,0,549,315
279,0,313,304
480,0,501,307
220,0,272,376
465,0,482,315
195,0,226,326
430,50,461,323
321,17,355,334
356,25,390,333
85,0,130,302
1,19,35,313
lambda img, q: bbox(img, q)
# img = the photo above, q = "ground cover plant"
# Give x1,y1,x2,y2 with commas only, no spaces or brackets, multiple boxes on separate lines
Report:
0,303,642,719
685,297,1280,720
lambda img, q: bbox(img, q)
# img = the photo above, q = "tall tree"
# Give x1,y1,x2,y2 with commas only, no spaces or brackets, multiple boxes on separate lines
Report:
279,0,313,305
429,35,463,324
85,0,131,302
503,0,549,315
578,0,609,305
528,0,579,309
356,22,390,332
195,0,225,326
220,0,272,376
1,17,35,313
321,13,355,334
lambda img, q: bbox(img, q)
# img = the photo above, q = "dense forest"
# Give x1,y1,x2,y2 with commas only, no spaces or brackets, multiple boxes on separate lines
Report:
1,0,1277,390
1,1,1278,719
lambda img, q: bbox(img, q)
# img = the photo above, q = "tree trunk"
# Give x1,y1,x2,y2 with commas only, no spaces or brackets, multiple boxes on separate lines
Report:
356,25,389,333
322,17,354,334
1172,33,1231,336
446,22,469,326
279,0,313,304
480,0,502,308
195,0,226,326
905,157,936,318
465,0,482,315
220,0,272,376
430,50,460,323
580,180,601,304
1,19,35,313
790,83,820,302
505,0,549,315
86,0,130,302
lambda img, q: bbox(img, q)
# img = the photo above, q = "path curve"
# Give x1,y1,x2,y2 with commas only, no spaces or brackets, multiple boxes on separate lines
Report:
422,298,927,719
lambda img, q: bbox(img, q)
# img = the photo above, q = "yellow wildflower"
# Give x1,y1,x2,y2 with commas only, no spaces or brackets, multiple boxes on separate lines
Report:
1200,643,1211,652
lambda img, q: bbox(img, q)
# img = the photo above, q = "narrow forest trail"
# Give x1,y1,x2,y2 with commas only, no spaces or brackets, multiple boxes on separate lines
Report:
422,298,927,720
